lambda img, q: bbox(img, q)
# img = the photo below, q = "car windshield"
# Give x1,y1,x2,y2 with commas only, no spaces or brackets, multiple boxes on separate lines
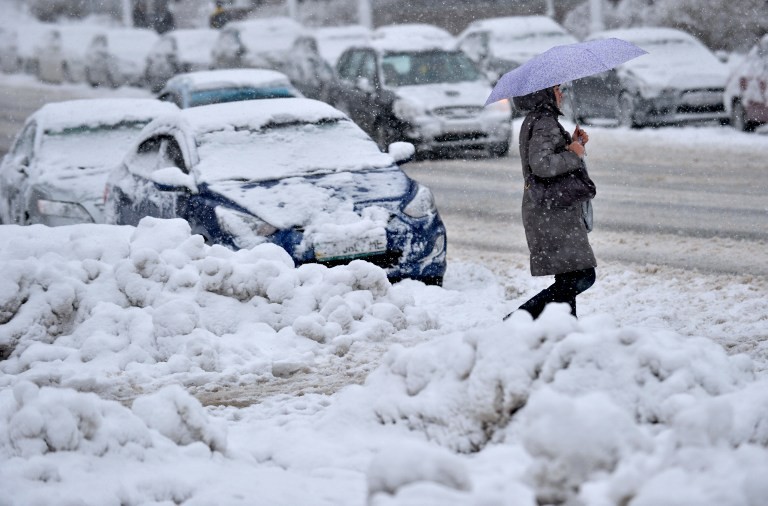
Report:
189,87,298,107
38,121,147,170
495,31,572,44
381,50,482,86
195,118,394,185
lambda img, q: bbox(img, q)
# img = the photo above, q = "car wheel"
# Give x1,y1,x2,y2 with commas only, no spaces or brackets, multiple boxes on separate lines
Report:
373,120,392,151
488,141,510,158
617,92,639,128
731,101,754,132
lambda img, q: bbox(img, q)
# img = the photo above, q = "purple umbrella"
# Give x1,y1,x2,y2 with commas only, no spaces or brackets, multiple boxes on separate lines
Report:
485,38,647,106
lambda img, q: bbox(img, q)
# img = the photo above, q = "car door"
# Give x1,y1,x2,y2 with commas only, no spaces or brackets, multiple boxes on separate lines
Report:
0,121,35,224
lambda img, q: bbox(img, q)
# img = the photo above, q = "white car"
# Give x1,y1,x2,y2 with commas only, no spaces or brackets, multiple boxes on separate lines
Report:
157,68,303,109
144,28,220,93
565,27,729,128
332,31,512,157
372,23,456,48
0,98,177,226
210,17,333,101
84,28,159,88
0,23,49,75
724,34,768,132
457,15,578,83
313,25,372,68
36,25,104,84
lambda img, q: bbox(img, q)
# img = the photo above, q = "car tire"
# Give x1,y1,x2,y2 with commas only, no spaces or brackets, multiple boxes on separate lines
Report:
731,101,755,132
373,120,392,151
617,92,639,128
489,141,510,158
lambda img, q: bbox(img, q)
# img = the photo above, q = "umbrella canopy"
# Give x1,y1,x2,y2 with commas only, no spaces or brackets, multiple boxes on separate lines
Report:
485,37,647,105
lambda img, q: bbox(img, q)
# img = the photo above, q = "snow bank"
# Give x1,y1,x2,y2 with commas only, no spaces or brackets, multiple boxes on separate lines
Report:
0,218,432,399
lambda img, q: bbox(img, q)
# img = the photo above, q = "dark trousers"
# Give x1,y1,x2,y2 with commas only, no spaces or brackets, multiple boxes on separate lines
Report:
516,268,596,319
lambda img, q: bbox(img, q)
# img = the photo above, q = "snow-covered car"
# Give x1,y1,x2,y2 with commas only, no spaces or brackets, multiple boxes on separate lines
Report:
314,24,372,68
210,17,334,101
104,98,446,285
457,16,577,84
157,68,302,108
0,98,177,226
331,33,512,157
563,27,729,128
84,28,159,88
724,34,768,132
36,25,104,84
0,23,49,75
144,28,220,93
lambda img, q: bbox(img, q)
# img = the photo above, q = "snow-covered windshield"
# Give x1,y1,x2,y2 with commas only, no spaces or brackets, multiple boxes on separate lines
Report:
494,31,573,44
38,121,147,170
382,50,482,86
195,118,394,184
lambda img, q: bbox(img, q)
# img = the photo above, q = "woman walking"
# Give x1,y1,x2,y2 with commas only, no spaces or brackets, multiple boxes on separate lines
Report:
505,85,596,320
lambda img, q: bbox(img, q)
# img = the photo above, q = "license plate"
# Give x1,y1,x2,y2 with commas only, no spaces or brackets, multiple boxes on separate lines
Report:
314,230,387,261
442,120,481,133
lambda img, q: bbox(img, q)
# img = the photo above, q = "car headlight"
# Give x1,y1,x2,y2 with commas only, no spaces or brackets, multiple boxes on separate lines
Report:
484,98,512,117
393,97,429,122
215,206,277,249
403,184,437,218
36,199,93,221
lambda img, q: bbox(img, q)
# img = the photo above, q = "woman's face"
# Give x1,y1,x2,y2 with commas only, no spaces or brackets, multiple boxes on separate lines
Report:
553,85,563,108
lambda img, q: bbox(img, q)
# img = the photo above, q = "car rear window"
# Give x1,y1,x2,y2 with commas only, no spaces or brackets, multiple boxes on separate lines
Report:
189,87,298,107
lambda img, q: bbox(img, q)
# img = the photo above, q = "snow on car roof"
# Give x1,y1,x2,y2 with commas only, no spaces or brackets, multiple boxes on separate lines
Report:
96,27,159,62
464,15,570,36
35,98,177,132
226,17,307,52
589,27,701,46
314,25,372,65
167,28,219,64
372,23,456,52
166,69,292,92
175,97,346,136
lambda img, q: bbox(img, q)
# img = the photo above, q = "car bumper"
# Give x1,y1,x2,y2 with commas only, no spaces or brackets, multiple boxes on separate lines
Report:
404,116,511,152
638,91,727,124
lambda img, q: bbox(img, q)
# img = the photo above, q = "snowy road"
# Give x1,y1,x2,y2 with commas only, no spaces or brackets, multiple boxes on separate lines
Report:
1,76,767,276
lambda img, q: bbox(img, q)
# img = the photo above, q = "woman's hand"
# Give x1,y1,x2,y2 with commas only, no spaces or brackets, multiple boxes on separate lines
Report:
573,125,589,145
567,140,586,157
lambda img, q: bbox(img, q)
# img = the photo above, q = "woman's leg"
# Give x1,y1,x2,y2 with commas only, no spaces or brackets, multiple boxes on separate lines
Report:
515,268,596,319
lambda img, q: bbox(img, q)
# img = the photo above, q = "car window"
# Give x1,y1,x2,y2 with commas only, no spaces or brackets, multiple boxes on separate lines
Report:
159,92,182,107
159,136,187,173
381,50,482,86
188,87,298,107
338,49,366,81
11,122,35,162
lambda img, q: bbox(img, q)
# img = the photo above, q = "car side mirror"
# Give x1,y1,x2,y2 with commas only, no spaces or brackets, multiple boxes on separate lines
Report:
356,77,373,93
149,166,198,193
388,142,415,165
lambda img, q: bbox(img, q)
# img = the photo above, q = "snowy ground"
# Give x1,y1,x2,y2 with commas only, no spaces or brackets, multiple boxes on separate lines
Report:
1,41,768,505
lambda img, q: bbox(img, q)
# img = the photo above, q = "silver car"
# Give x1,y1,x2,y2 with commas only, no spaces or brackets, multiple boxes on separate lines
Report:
144,28,220,93
0,98,177,226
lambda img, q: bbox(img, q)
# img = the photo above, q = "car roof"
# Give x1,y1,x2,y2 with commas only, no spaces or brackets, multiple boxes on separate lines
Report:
225,16,309,51
372,23,456,52
34,98,178,132
164,98,347,136
165,69,293,92
462,15,569,36
588,27,701,45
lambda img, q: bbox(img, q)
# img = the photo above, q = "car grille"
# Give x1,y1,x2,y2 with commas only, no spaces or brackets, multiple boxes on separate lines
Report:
434,131,488,142
433,106,483,119
315,250,402,269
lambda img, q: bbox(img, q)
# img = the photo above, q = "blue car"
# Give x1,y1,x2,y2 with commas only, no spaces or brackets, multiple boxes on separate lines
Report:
104,98,446,285
157,68,303,109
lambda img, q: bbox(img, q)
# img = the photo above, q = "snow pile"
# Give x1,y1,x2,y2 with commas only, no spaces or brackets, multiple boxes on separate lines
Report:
357,305,768,504
0,218,432,398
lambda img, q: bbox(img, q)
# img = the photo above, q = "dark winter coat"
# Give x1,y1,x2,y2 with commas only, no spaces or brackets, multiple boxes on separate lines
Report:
514,88,597,276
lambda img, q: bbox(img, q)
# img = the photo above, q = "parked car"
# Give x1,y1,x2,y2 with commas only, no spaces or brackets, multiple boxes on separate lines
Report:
104,98,446,285
724,34,768,132
0,23,49,75
0,98,177,226
36,25,103,84
314,24,372,68
331,33,512,157
144,28,220,93
84,28,159,88
210,17,334,101
157,68,302,108
457,16,577,84
563,28,729,128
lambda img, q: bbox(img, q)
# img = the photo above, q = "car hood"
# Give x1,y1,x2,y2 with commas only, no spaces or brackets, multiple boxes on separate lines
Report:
394,80,492,111
621,51,729,90
206,166,410,230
